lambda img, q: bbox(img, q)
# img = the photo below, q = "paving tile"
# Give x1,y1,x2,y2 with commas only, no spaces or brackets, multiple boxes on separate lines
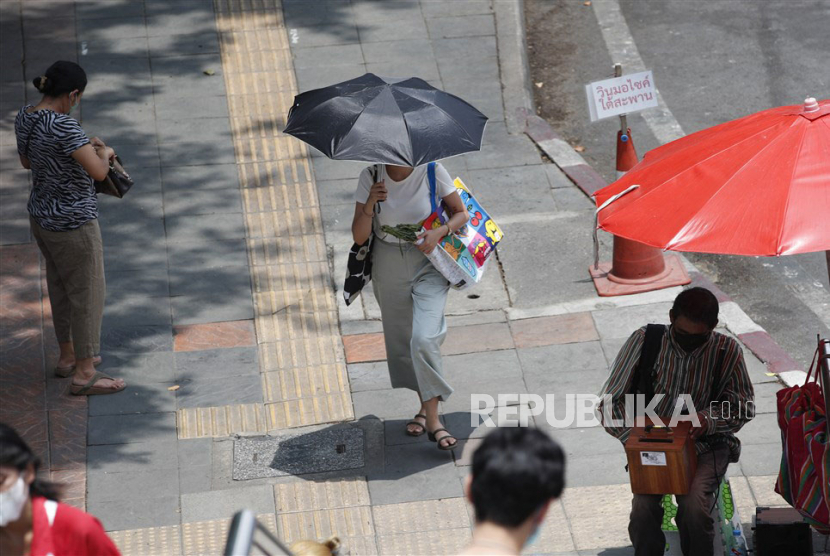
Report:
738,443,782,476
171,294,254,326
181,484,276,523
48,408,87,443
275,477,371,513
292,43,364,68
173,320,256,352
533,499,579,554
735,412,779,446
89,496,181,531
96,351,176,384
360,39,433,64
179,464,212,494
352,388,420,421
0,380,45,413
182,514,278,556
176,403,268,439
103,294,172,328
421,0,493,18
164,211,246,242
167,238,249,269
50,437,86,471
426,13,494,39
178,437,213,468
88,381,177,416
87,467,180,504
747,475,785,507
261,363,349,402
498,219,599,309
50,469,85,500
359,16,428,43
0,410,48,445
441,349,528,413
376,528,472,555
347,361,393,392
101,325,174,353
108,524,184,556
373,497,470,535
511,312,600,349
451,437,482,466
443,322,515,355
175,372,263,409
591,303,673,341
87,438,179,474
561,484,632,551
343,333,386,364
148,29,220,57
88,412,177,445
168,268,254,300
278,506,375,544
174,347,259,380
366,442,460,505
264,391,354,429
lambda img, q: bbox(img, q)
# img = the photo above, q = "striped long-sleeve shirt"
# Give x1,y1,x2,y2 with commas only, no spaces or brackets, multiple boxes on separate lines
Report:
597,326,755,462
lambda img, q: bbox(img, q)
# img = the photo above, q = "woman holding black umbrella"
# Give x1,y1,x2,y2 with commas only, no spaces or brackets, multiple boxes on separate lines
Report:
352,163,468,450
284,74,487,450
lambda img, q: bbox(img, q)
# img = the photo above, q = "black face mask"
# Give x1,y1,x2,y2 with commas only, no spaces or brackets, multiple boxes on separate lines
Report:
672,326,710,352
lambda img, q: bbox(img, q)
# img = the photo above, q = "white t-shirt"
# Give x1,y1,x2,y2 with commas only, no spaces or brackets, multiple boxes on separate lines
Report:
354,163,456,238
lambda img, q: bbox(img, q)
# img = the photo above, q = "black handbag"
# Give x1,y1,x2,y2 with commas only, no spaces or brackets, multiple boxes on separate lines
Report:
343,165,380,306
94,155,133,198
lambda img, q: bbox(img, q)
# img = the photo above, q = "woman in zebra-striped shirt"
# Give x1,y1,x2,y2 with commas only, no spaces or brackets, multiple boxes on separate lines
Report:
15,61,125,397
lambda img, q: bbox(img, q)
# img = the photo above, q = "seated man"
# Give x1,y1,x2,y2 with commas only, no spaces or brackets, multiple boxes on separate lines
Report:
598,287,754,556
460,427,565,555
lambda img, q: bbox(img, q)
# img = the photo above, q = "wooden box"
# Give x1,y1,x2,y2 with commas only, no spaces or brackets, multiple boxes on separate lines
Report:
625,420,697,495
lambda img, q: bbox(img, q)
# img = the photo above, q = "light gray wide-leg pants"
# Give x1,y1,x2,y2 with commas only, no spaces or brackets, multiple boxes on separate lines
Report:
371,237,453,402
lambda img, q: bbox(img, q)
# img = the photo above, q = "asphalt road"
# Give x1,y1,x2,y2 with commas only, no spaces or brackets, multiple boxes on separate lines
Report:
525,0,830,369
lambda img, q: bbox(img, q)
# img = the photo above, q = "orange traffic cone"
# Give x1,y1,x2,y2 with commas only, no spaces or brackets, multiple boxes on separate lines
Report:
589,129,691,296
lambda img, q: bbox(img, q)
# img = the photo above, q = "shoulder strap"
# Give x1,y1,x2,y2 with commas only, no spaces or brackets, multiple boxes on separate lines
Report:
710,335,728,400
427,162,437,214
632,324,666,404
24,111,47,158
44,499,58,527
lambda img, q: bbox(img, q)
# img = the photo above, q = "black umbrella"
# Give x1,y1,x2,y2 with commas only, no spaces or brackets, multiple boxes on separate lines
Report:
283,73,488,167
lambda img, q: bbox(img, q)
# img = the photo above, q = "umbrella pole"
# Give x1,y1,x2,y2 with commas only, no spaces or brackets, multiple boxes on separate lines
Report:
826,250,830,290
820,338,830,441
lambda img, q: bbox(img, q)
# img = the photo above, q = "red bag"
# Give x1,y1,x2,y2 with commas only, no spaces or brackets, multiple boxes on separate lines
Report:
775,346,830,534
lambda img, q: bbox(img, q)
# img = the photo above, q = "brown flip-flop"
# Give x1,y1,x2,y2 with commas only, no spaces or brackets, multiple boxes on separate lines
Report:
70,370,126,396
54,355,103,378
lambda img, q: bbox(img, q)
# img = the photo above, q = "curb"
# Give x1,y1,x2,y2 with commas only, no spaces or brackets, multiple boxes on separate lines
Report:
495,0,536,134
517,108,804,382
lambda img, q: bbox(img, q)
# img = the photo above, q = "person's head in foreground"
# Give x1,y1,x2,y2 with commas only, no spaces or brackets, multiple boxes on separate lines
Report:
461,427,565,555
669,286,719,353
0,422,62,527
0,423,120,555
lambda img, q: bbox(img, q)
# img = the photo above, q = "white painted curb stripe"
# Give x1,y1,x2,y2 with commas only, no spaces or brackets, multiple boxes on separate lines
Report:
537,138,587,169
719,301,765,335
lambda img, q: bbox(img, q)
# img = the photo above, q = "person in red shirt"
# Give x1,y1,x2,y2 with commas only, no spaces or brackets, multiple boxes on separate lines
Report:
0,423,120,556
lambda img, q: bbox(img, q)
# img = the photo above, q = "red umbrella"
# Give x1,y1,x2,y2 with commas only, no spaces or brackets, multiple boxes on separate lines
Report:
595,98,830,257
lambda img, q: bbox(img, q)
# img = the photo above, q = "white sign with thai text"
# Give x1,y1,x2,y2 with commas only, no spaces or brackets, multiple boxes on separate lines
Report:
585,70,658,122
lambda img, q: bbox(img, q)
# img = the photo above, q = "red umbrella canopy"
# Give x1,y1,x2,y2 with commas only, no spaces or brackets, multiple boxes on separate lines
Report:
595,98,830,256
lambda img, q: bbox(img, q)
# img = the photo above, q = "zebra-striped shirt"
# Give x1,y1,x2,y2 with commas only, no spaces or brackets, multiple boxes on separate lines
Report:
597,326,755,462
15,106,97,232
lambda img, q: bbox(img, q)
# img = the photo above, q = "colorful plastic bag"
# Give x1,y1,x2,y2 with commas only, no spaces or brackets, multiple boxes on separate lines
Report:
774,345,830,534
420,163,503,290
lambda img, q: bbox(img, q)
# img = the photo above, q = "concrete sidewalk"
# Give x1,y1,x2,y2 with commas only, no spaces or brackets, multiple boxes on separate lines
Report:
0,0,826,554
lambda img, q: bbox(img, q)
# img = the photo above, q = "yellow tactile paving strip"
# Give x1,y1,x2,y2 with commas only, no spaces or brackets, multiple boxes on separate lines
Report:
177,0,352,440
275,477,372,514
177,403,268,439
108,524,183,556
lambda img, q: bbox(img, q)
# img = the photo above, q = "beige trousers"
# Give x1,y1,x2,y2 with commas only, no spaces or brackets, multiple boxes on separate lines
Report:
30,217,105,360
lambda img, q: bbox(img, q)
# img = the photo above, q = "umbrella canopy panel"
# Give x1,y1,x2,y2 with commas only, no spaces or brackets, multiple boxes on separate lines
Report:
283,74,487,167
595,99,830,256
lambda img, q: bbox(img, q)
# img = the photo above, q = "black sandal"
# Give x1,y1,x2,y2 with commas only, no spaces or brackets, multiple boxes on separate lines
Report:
427,428,458,451
405,414,427,437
